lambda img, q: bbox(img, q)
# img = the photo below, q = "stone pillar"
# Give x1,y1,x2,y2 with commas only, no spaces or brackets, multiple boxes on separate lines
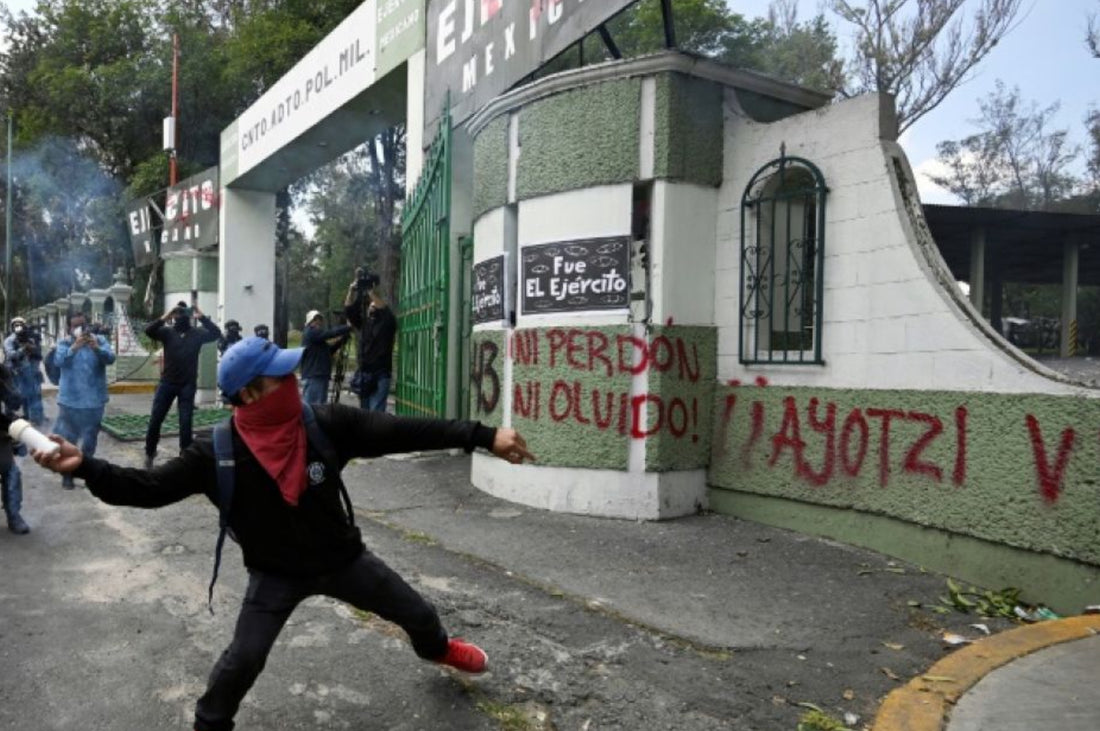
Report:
42,304,58,342
52,298,70,336
466,58,728,519
87,288,109,325
1061,234,1080,358
164,250,220,403
107,273,157,382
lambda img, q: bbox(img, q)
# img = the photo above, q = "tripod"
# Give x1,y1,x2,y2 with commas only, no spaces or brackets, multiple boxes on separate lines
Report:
329,337,353,404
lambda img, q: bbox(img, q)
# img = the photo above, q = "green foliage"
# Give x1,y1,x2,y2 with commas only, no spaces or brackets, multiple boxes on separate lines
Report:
536,0,843,94
796,707,851,731
931,81,1090,212
0,0,368,317
939,578,1021,618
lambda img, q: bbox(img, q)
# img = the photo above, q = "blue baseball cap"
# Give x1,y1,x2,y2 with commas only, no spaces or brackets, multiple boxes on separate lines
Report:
218,336,303,398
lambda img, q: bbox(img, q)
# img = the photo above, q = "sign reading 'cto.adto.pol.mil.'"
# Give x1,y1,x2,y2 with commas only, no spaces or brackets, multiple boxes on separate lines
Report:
224,0,423,184
425,0,636,134
521,237,631,315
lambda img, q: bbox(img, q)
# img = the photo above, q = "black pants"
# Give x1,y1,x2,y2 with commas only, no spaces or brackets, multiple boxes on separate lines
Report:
193,551,448,731
145,380,197,456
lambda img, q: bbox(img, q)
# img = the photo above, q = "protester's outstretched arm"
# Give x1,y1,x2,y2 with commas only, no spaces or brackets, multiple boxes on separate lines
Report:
324,404,535,464
32,436,208,508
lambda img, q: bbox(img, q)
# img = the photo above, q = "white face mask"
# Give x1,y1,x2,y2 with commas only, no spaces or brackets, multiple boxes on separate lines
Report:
72,326,83,338
13,325,23,334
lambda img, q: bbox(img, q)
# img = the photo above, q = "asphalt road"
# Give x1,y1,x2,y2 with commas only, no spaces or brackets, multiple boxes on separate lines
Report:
0,422,1016,730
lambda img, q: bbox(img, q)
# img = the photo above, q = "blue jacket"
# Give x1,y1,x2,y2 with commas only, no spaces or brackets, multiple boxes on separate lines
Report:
56,334,115,409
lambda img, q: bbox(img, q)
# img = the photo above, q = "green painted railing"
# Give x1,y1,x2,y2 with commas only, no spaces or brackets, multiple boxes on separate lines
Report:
395,107,452,417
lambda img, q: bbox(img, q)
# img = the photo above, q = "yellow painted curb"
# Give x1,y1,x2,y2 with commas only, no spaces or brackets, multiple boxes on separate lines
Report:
107,381,158,394
873,615,1100,730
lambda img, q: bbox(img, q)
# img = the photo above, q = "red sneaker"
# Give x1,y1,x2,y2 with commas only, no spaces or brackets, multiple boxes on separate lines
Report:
437,638,488,673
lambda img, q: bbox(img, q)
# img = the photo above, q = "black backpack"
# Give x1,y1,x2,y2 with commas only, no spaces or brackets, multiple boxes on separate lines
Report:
44,345,61,386
206,402,353,611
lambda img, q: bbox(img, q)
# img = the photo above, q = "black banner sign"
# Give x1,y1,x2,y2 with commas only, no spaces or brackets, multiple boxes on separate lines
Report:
521,237,630,315
472,254,508,324
160,166,220,255
126,199,156,268
425,0,636,133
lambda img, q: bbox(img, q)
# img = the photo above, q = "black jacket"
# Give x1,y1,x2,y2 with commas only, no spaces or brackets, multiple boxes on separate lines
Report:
0,363,21,474
145,317,222,385
300,324,352,379
345,298,396,374
73,405,496,577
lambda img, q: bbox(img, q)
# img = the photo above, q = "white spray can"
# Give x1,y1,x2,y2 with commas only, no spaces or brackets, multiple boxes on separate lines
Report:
9,418,60,457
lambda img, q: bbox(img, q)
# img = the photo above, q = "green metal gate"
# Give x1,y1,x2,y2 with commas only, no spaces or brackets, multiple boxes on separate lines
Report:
395,108,452,417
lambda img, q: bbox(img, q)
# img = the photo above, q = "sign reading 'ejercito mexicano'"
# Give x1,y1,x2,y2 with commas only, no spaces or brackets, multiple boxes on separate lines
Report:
425,0,635,133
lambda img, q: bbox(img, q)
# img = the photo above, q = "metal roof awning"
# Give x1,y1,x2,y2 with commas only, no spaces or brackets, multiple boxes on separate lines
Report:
922,204,1100,285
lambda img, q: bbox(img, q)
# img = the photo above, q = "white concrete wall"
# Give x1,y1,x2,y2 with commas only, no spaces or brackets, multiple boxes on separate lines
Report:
717,93,1095,397
650,181,718,326
218,188,276,335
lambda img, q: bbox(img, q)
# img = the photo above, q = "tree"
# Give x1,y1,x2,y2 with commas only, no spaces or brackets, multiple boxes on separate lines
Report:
830,0,1024,133
719,0,845,92
929,82,1082,211
535,0,843,94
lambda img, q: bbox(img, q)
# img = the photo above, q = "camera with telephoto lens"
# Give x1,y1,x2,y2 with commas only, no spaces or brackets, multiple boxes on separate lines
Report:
356,268,380,292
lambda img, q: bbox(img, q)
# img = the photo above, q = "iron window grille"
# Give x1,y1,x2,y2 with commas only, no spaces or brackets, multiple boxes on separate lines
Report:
739,154,827,365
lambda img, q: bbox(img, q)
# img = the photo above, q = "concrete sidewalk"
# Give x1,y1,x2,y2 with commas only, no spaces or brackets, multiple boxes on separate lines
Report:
5,389,1097,729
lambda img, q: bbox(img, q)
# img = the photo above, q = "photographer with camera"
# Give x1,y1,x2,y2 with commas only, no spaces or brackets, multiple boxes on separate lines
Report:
143,301,221,469
54,312,115,489
344,268,397,412
300,310,351,404
4,317,45,427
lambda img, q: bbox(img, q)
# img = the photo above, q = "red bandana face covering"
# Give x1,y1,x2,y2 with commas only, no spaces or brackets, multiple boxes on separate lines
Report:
233,375,308,506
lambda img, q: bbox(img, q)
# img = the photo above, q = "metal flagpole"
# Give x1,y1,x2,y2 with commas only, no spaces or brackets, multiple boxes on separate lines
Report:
5,112,12,328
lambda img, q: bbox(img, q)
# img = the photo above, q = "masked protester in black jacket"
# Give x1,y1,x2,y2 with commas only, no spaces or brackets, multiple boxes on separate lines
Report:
31,337,535,731
143,302,222,469
0,361,29,534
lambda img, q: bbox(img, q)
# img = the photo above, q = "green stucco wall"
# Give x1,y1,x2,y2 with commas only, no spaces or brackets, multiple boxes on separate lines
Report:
163,257,192,293
708,384,1100,567
473,116,509,219
653,73,723,187
644,325,717,472
477,325,717,471
510,325,632,470
515,78,641,201
163,255,218,293
197,256,218,292
469,329,505,428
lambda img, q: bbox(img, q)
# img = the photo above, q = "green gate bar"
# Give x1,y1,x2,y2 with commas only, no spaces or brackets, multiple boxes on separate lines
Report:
395,106,452,417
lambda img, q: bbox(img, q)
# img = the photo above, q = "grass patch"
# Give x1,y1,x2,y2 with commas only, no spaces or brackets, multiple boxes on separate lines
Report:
797,708,851,731
101,407,229,441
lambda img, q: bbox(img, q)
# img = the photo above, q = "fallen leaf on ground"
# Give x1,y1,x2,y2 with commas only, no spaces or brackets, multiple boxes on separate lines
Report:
882,642,905,650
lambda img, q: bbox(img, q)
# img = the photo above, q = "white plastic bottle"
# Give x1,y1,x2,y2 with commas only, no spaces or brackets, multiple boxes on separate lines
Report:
9,418,60,457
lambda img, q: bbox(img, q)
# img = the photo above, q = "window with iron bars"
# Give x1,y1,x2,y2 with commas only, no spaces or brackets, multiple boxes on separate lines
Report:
739,155,827,365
